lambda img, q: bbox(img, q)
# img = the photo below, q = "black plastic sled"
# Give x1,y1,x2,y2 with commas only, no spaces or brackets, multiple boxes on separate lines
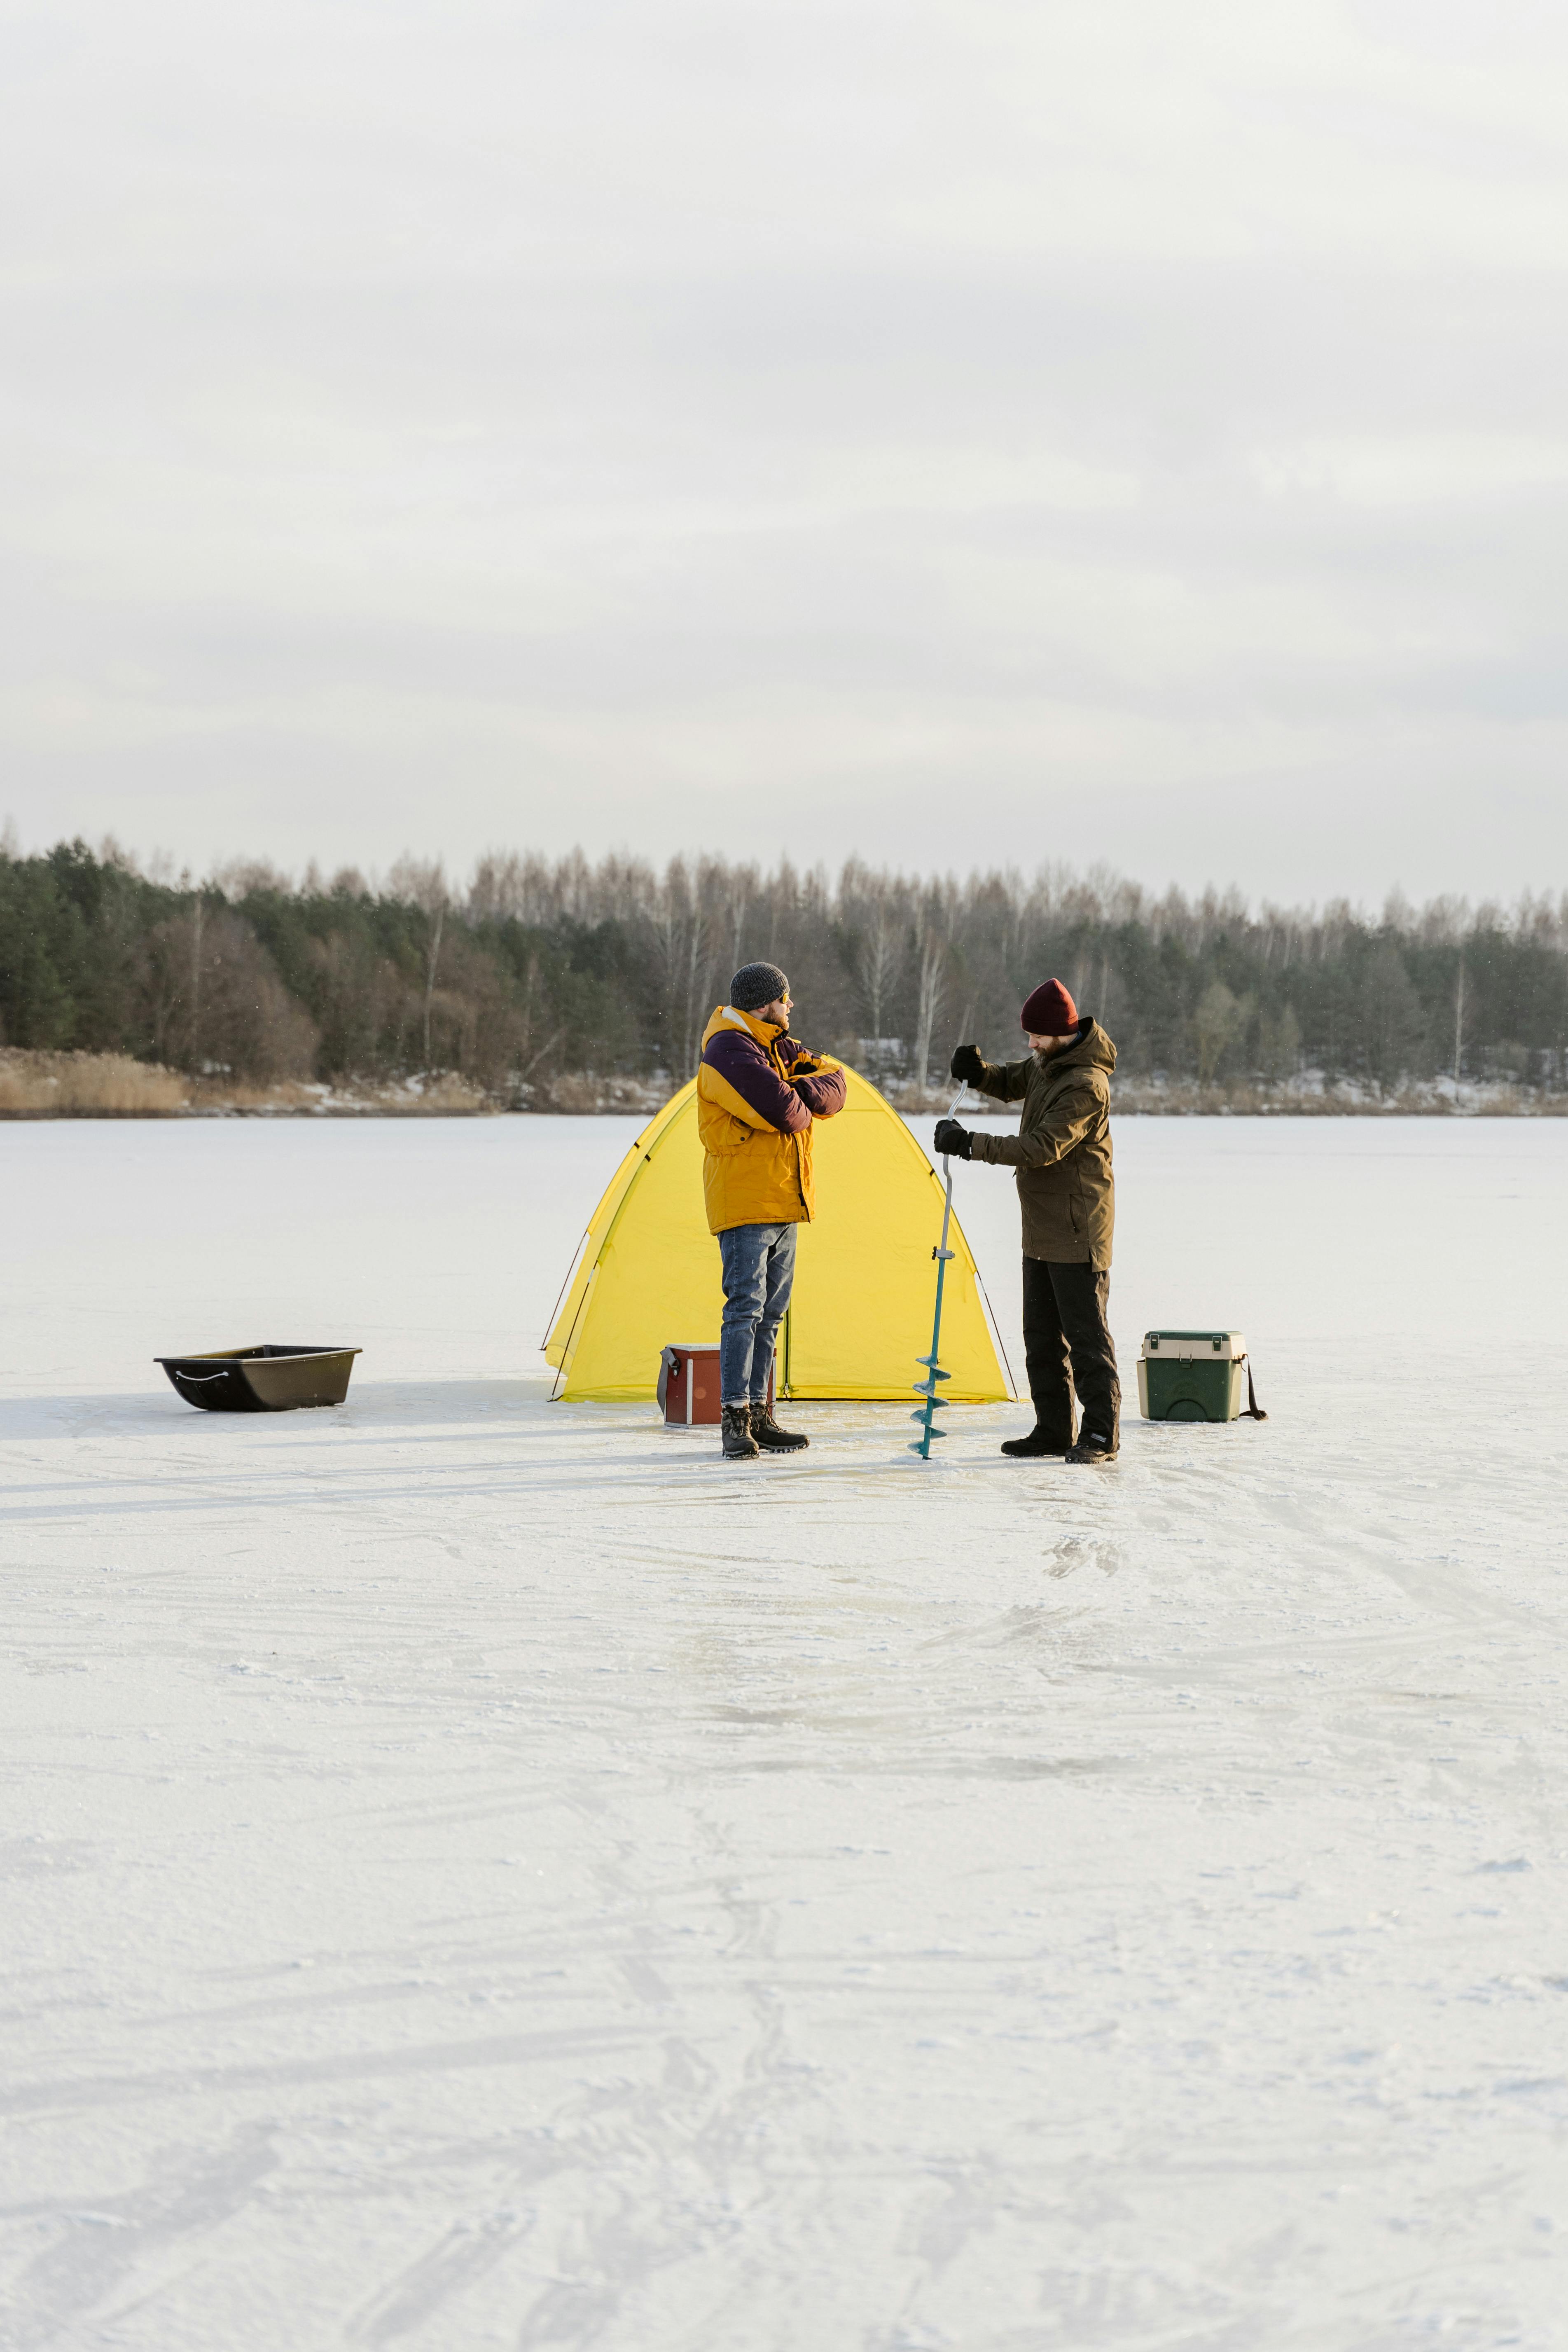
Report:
156,1345,362,1412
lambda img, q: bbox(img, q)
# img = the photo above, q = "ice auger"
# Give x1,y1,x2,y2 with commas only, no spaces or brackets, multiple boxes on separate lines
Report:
911,1087,965,1459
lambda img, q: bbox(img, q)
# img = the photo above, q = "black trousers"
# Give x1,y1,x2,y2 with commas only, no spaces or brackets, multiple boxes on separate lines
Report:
1021,1257,1120,1449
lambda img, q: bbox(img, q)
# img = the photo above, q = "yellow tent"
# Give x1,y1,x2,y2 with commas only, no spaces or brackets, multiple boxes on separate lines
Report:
544,1066,1012,1403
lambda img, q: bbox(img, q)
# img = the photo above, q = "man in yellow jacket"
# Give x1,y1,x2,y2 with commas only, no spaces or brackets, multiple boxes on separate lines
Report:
696,961,847,1459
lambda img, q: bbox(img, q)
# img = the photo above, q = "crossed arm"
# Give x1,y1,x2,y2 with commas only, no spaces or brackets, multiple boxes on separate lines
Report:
780,1037,846,1121
701,1028,847,1134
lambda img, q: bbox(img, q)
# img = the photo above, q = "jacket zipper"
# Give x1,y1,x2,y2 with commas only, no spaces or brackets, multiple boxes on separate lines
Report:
775,1038,809,1211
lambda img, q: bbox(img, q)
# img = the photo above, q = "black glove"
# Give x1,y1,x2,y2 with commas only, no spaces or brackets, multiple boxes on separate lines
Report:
949,1043,984,1085
933,1119,972,1160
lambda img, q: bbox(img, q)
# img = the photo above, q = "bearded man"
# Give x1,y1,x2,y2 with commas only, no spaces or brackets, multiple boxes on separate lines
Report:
933,978,1120,1465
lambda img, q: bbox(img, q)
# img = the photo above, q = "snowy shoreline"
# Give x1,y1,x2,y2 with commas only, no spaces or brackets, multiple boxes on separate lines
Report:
7,1046,1568,1120
5,1086,1567,1121
6,1098,1565,1120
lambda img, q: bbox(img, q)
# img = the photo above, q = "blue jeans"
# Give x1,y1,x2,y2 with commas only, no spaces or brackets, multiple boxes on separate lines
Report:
718,1223,797,1405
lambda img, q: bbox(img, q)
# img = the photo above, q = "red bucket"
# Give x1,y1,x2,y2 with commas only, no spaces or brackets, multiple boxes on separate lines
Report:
656,1344,774,1428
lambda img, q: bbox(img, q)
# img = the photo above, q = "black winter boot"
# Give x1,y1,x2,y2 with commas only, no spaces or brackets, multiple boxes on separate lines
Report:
721,1405,760,1460
1000,1426,1071,1458
1065,1428,1119,1464
751,1403,809,1452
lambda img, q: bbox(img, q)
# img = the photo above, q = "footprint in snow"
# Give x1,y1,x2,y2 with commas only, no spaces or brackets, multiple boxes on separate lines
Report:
1045,1535,1122,1579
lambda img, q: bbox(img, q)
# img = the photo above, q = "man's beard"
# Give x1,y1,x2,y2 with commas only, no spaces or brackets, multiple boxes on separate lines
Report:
1031,1045,1057,1071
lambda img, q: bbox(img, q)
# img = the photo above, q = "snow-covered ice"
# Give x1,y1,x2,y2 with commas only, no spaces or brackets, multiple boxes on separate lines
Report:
2,1113,1566,2351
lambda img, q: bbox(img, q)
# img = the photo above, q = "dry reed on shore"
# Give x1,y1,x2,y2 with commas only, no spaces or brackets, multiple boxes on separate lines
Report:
0,1050,188,1116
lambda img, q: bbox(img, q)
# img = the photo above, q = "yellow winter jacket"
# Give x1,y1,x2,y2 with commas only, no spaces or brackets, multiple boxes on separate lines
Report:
695,1005,847,1234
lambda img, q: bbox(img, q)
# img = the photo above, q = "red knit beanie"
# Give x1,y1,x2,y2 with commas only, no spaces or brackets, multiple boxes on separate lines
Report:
1020,978,1078,1035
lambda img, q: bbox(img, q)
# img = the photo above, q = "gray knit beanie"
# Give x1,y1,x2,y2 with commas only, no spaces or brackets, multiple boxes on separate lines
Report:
729,960,789,1014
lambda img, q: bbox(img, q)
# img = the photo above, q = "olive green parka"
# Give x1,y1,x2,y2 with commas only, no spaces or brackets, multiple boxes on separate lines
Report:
966,1018,1117,1267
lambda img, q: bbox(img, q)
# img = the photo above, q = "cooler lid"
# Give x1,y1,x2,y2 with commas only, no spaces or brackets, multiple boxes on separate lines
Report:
1142,1329,1246,1360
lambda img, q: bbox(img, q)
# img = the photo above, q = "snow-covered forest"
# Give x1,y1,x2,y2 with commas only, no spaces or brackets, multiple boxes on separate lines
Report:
2,837,1566,1101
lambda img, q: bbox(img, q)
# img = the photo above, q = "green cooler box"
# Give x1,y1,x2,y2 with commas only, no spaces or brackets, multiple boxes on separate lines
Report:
1137,1330,1250,1423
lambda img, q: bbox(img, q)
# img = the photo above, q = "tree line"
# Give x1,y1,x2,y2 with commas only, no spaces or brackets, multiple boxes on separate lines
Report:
2,837,1565,1098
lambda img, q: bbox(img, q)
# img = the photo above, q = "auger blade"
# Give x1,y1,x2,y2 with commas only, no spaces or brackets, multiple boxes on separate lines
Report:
911,1125,962,1461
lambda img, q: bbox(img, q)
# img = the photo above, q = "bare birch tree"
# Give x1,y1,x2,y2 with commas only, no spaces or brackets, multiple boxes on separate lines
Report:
854,911,900,1066
912,918,948,1083
648,859,715,1074
388,857,451,1068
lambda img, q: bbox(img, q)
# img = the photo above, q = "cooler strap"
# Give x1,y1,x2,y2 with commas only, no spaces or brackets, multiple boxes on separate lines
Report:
1241,1356,1268,1421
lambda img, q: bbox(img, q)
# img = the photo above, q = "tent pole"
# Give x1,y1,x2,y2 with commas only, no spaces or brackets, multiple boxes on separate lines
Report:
974,1267,1019,1401
540,1226,590,1350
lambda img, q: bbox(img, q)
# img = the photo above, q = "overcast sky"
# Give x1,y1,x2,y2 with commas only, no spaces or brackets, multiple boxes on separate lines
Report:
4,0,1568,904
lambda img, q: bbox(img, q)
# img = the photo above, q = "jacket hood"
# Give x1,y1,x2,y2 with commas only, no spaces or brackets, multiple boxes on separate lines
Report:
1049,1016,1116,1078
701,1003,783,1053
